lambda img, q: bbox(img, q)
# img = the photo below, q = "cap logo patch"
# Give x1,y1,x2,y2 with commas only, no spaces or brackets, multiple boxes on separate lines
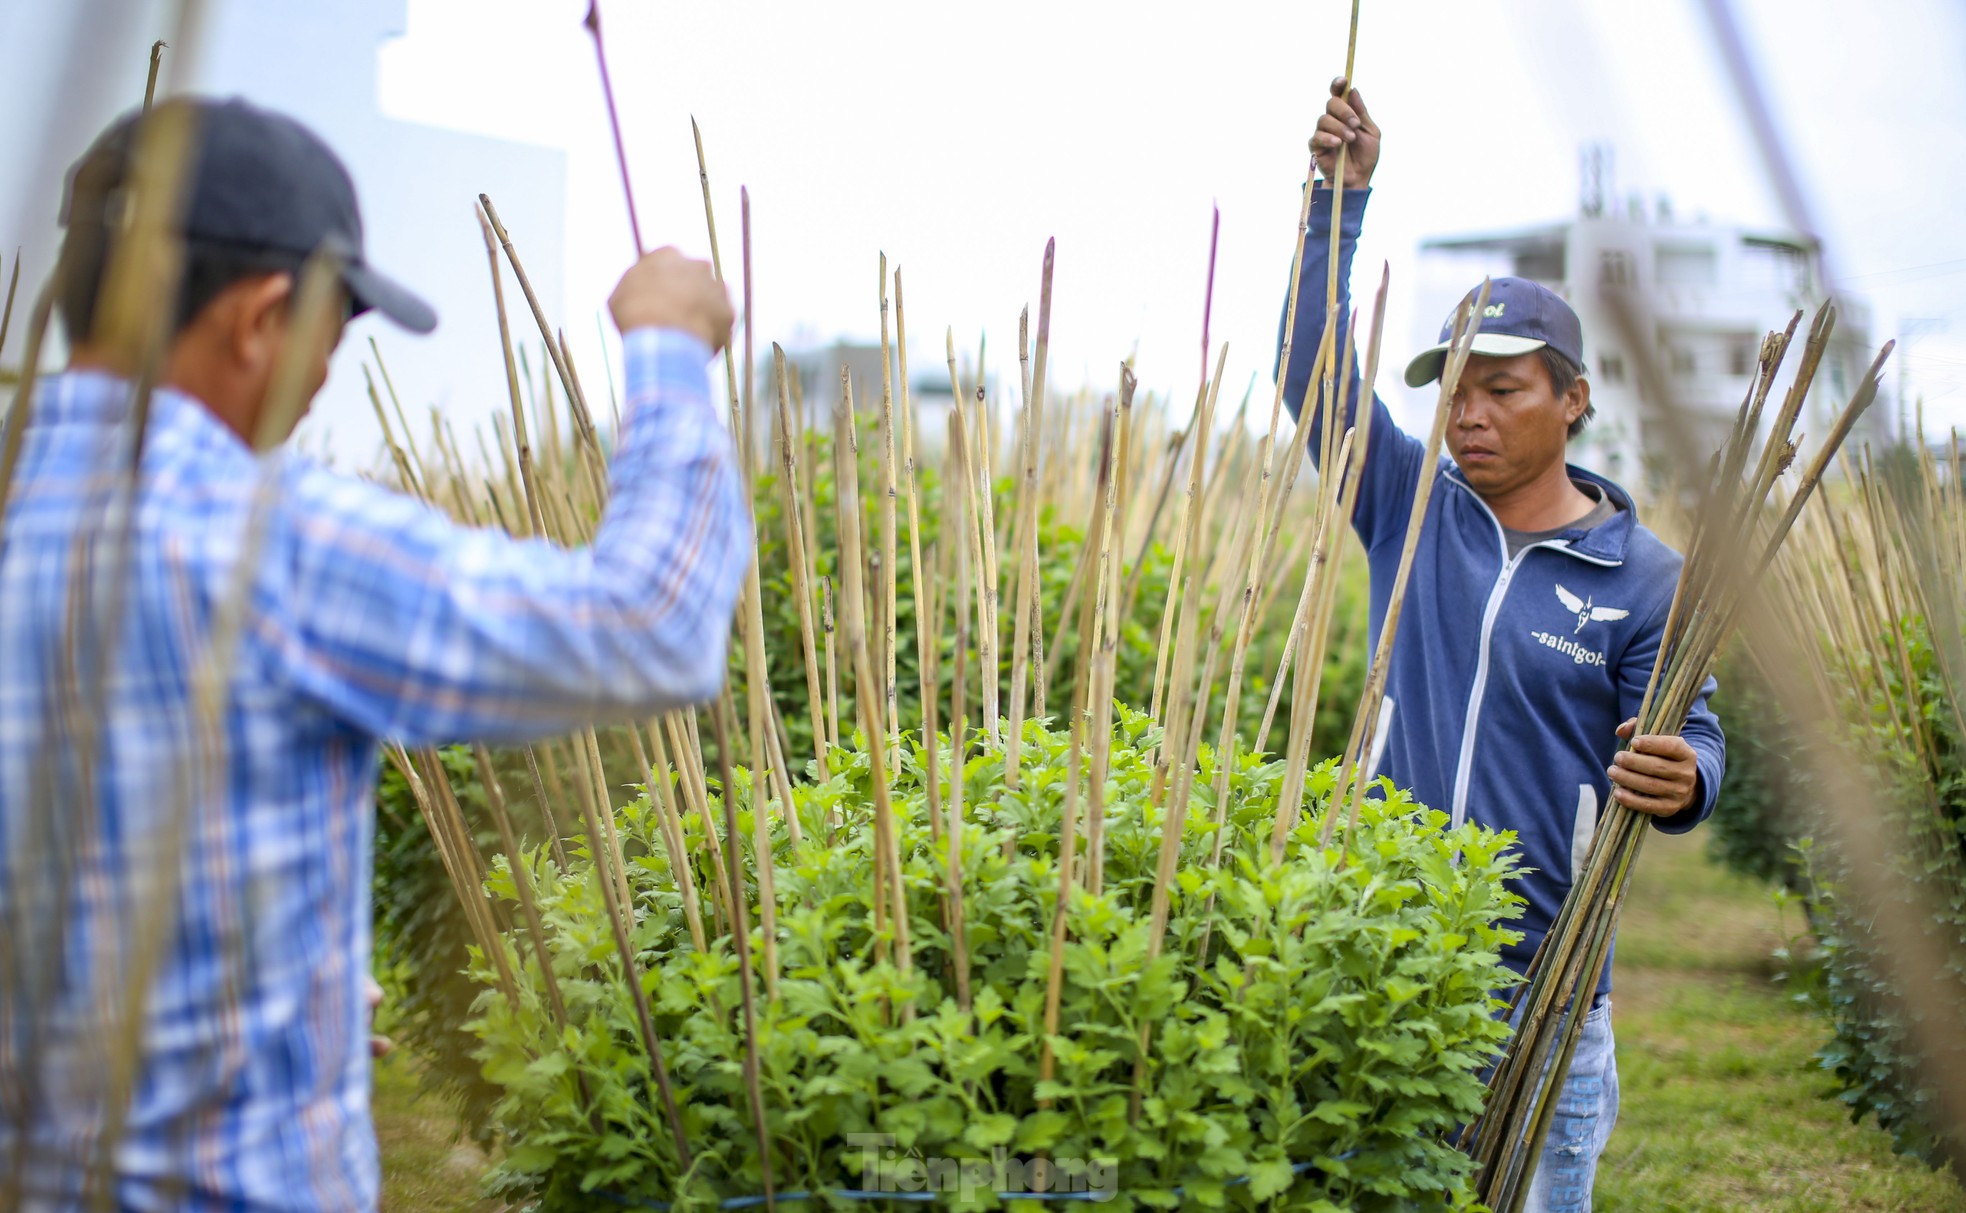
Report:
1482,303,1506,318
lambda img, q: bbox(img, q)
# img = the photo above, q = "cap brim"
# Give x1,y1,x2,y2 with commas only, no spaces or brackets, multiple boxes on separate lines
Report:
345,260,437,335
1401,333,1548,388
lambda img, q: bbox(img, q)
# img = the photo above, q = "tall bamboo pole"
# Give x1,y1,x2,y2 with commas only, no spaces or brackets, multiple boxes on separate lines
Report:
773,345,828,779
943,411,976,1014
877,256,901,755
1005,243,1055,785
707,698,777,1210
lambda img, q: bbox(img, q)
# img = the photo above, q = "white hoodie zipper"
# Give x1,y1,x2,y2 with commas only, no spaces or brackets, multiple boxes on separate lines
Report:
1445,472,1621,832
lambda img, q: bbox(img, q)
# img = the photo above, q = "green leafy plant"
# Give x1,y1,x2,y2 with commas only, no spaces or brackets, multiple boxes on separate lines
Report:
467,711,1524,1211
1796,617,1966,1170
1704,647,1814,893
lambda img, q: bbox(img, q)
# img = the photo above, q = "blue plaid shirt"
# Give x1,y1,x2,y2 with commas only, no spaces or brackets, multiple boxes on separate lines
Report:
0,329,746,1211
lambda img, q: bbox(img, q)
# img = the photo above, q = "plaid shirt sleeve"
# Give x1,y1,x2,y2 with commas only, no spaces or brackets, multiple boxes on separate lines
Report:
258,327,749,744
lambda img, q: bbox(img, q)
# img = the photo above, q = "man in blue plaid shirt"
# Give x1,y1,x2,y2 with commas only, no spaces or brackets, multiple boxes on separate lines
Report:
0,99,748,1210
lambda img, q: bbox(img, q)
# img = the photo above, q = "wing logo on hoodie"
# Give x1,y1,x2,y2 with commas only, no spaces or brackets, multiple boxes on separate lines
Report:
1555,584,1629,634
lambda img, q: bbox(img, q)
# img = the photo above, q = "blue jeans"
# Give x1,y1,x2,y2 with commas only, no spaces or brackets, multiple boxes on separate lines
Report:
1520,998,1621,1213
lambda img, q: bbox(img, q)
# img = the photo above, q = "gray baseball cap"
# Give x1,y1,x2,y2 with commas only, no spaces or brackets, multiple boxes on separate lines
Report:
62,96,436,334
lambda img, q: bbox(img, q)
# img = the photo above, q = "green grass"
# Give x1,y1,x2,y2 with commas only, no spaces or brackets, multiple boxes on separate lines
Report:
373,1051,501,1213
368,828,1964,1212
1596,830,1963,1212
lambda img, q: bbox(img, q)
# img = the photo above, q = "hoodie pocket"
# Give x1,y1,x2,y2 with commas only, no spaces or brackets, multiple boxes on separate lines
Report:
1571,784,1599,882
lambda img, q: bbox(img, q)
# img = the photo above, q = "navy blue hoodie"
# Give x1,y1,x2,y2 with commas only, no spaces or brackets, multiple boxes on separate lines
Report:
1278,187,1725,996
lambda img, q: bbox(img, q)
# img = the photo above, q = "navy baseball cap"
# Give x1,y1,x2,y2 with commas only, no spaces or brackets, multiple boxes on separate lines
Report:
61,97,436,334
1402,277,1582,388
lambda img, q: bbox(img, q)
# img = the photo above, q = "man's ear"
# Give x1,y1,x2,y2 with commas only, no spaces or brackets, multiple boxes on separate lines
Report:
225,272,297,375
1565,375,1592,428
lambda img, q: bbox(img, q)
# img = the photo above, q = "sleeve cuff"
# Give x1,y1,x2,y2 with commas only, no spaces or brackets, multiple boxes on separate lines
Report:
1308,184,1370,240
622,327,715,369
1648,769,1709,835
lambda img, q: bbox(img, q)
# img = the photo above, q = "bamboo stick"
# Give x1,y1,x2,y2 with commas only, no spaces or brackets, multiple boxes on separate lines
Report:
521,746,572,874
582,0,644,256
832,394,912,977
1268,427,1357,862
896,269,936,755
878,256,901,755
1006,244,1055,785
478,203,547,536
566,731,693,1169
1038,409,1119,1078
628,724,706,953
1257,262,1388,756
665,712,734,942
392,747,519,1005
821,577,841,757
1146,346,1228,764
706,696,777,1209
472,746,568,1028
948,330,1002,737
360,366,422,498
1130,461,1266,1118
0,249,21,365
943,411,976,1014
773,345,829,779
732,192,789,994
478,196,601,446
1318,0,1365,480
973,336,1003,736
1082,376,1128,895
141,40,167,111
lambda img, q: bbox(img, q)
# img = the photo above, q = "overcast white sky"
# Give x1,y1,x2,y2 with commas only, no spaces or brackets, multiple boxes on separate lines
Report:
361,0,1966,450
10,0,1965,455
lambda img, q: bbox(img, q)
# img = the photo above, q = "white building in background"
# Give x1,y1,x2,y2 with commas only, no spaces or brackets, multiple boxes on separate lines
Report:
0,0,567,466
1411,148,1883,486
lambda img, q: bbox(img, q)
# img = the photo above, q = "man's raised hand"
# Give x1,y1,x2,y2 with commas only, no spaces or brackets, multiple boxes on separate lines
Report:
608,247,734,353
1312,76,1380,191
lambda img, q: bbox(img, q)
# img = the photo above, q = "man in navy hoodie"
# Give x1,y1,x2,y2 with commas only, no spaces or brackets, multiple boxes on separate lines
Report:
1280,78,1726,1213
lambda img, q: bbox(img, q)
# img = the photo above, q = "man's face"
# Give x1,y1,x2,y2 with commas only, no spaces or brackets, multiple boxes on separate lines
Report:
1444,351,1586,500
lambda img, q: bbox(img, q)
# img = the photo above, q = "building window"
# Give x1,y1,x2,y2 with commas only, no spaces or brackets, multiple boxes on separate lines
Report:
1514,248,1566,283
1669,346,1696,376
1726,335,1757,376
1599,354,1626,383
1741,238,1813,295
1600,249,1635,288
1656,243,1718,286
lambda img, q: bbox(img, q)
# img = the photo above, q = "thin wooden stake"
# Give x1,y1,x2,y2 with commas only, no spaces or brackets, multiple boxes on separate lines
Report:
708,697,777,1210
1006,241,1055,785
582,0,644,255
774,345,829,779
943,411,977,1014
